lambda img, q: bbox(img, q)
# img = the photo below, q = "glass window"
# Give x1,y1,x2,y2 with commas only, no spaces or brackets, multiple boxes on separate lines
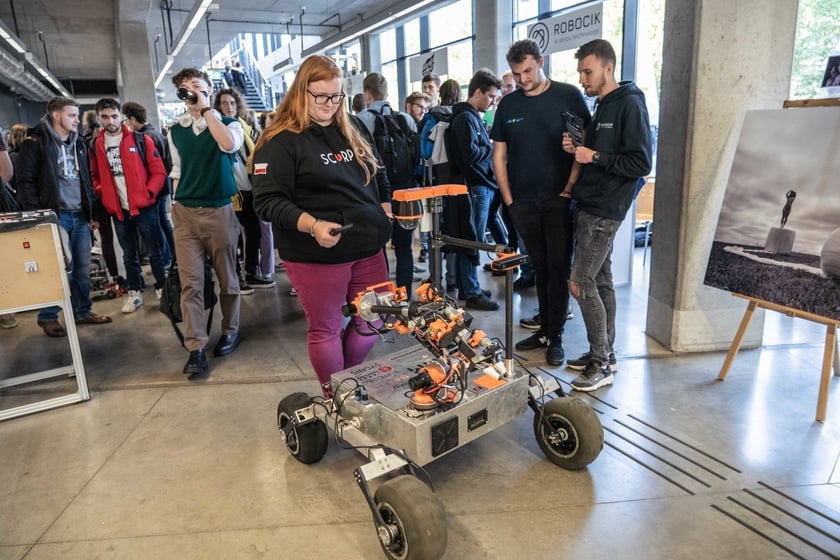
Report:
381,61,399,97
514,0,538,22
380,28,397,63
446,39,474,89
404,18,421,57
790,0,840,99
429,0,472,48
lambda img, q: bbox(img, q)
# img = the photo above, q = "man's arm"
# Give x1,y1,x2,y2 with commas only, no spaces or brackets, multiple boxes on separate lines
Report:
204,111,243,153
493,140,512,206
15,139,42,210
142,134,167,197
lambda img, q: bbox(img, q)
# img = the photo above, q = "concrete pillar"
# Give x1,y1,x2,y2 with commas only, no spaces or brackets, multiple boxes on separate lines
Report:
473,0,513,75
360,33,381,73
114,17,160,128
646,0,800,352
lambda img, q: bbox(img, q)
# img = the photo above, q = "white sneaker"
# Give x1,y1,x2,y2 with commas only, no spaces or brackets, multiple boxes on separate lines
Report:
121,290,143,313
155,288,163,300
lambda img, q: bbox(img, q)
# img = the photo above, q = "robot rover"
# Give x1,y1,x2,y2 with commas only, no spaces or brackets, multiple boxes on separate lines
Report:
276,186,604,560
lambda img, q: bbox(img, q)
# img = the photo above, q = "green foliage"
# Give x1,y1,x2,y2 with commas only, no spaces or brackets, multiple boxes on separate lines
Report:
791,0,840,99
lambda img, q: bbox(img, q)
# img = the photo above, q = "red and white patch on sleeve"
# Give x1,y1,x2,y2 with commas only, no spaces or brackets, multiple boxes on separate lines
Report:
254,163,268,175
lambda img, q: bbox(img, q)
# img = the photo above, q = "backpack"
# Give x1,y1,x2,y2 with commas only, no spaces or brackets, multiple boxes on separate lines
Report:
422,116,462,185
159,259,218,349
369,104,419,187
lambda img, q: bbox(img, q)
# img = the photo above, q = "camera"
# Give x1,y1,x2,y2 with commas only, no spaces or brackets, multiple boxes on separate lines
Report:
176,87,198,104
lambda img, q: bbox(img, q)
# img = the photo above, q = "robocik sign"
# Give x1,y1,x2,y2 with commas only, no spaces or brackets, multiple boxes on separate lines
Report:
527,1,603,56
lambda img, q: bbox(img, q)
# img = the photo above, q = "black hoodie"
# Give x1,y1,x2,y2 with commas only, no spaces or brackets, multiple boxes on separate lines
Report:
251,116,392,264
449,101,497,189
573,82,652,221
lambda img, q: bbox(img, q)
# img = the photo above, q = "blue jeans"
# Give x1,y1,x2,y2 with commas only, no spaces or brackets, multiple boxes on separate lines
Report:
569,209,622,365
39,211,93,322
157,197,174,266
456,185,495,298
509,197,573,340
113,206,167,291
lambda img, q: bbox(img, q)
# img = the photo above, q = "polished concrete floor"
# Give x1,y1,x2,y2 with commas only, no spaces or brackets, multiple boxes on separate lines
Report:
1,249,839,560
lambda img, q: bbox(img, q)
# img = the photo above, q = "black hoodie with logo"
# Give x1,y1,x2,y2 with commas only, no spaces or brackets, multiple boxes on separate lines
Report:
572,82,652,221
251,116,392,264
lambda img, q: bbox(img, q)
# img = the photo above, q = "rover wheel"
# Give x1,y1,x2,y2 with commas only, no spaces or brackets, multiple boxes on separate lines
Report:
276,392,327,464
373,475,447,560
533,396,603,469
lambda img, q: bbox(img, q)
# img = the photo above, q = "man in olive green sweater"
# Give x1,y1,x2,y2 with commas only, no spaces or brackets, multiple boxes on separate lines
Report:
168,67,244,376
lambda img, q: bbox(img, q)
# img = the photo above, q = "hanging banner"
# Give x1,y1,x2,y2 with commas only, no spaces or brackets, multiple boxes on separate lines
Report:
527,2,603,56
408,47,449,81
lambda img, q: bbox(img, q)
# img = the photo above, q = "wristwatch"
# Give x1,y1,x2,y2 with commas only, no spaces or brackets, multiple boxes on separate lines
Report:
592,151,601,164
199,107,213,118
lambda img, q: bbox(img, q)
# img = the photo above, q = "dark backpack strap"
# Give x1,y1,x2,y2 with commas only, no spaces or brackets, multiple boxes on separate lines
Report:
133,131,149,175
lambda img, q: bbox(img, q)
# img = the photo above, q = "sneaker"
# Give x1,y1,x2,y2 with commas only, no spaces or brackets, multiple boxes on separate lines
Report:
0,313,18,329
566,308,574,321
465,294,499,311
121,290,143,313
155,288,163,300
413,263,425,273
246,273,275,288
239,281,255,295
520,313,540,330
567,351,617,373
289,287,298,296
546,338,565,365
458,288,490,300
515,330,550,351
418,248,428,263
570,361,614,392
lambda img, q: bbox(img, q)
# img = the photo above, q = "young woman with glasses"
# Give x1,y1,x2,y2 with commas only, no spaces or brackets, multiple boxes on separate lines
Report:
251,55,393,398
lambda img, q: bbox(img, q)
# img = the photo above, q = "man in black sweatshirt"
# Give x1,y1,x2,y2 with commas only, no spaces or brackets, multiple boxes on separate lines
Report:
562,39,653,392
448,69,502,311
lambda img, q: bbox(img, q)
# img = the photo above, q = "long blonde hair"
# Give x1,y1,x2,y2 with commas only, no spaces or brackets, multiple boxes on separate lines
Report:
252,55,379,183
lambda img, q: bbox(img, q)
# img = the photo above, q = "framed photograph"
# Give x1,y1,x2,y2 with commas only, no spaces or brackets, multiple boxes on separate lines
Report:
704,107,840,320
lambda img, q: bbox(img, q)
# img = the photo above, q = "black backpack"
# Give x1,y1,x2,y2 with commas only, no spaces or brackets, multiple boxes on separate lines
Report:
370,104,419,187
159,259,218,349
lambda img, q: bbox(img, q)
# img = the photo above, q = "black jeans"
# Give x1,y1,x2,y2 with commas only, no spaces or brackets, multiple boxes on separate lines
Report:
508,196,573,340
236,190,262,276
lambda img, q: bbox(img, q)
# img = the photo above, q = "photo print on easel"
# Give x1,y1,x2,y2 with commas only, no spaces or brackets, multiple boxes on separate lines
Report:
703,106,840,320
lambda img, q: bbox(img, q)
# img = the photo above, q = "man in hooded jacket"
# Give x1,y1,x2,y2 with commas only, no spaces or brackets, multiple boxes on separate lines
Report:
562,39,653,392
16,96,112,337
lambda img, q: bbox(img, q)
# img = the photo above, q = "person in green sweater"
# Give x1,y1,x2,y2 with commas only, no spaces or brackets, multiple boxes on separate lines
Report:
167,67,244,377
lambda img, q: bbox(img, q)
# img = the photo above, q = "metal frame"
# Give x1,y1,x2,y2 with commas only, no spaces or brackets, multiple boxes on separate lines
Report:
0,219,90,421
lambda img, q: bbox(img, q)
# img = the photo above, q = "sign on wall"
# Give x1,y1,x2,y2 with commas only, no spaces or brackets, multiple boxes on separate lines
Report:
408,47,450,81
527,2,603,56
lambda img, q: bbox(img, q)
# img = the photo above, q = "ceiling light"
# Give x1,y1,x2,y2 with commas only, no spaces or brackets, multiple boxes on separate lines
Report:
302,0,437,56
154,0,213,86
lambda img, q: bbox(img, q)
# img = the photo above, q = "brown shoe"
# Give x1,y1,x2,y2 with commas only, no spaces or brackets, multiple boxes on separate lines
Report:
75,312,113,324
37,320,67,337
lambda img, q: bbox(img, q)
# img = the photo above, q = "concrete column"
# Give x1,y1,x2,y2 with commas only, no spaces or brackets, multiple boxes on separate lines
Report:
360,33,381,73
115,19,161,128
473,0,513,74
646,0,799,352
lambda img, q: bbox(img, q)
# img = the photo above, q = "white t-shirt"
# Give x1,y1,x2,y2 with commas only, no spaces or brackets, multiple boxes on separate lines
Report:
104,132,129,210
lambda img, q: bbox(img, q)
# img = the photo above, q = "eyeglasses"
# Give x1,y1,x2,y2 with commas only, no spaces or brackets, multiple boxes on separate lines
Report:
307,90,346,105
410,103,429,113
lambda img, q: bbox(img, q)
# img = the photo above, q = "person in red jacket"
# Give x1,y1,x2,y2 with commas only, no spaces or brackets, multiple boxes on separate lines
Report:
89,98,168,314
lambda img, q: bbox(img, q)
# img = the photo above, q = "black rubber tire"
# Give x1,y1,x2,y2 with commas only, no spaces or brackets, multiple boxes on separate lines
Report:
276,392,328,464
533,396,604,470
374,475,447,560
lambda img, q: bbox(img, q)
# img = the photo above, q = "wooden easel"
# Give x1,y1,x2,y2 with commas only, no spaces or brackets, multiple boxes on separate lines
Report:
718,293,839,422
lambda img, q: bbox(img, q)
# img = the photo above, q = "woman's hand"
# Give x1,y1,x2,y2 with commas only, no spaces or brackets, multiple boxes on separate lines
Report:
310,219,344,248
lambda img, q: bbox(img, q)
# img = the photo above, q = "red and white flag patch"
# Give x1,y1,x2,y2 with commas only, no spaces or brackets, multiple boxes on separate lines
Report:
254,163,268,175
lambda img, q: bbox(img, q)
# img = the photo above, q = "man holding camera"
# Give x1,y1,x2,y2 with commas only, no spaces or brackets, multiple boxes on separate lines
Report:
167,67,244,376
